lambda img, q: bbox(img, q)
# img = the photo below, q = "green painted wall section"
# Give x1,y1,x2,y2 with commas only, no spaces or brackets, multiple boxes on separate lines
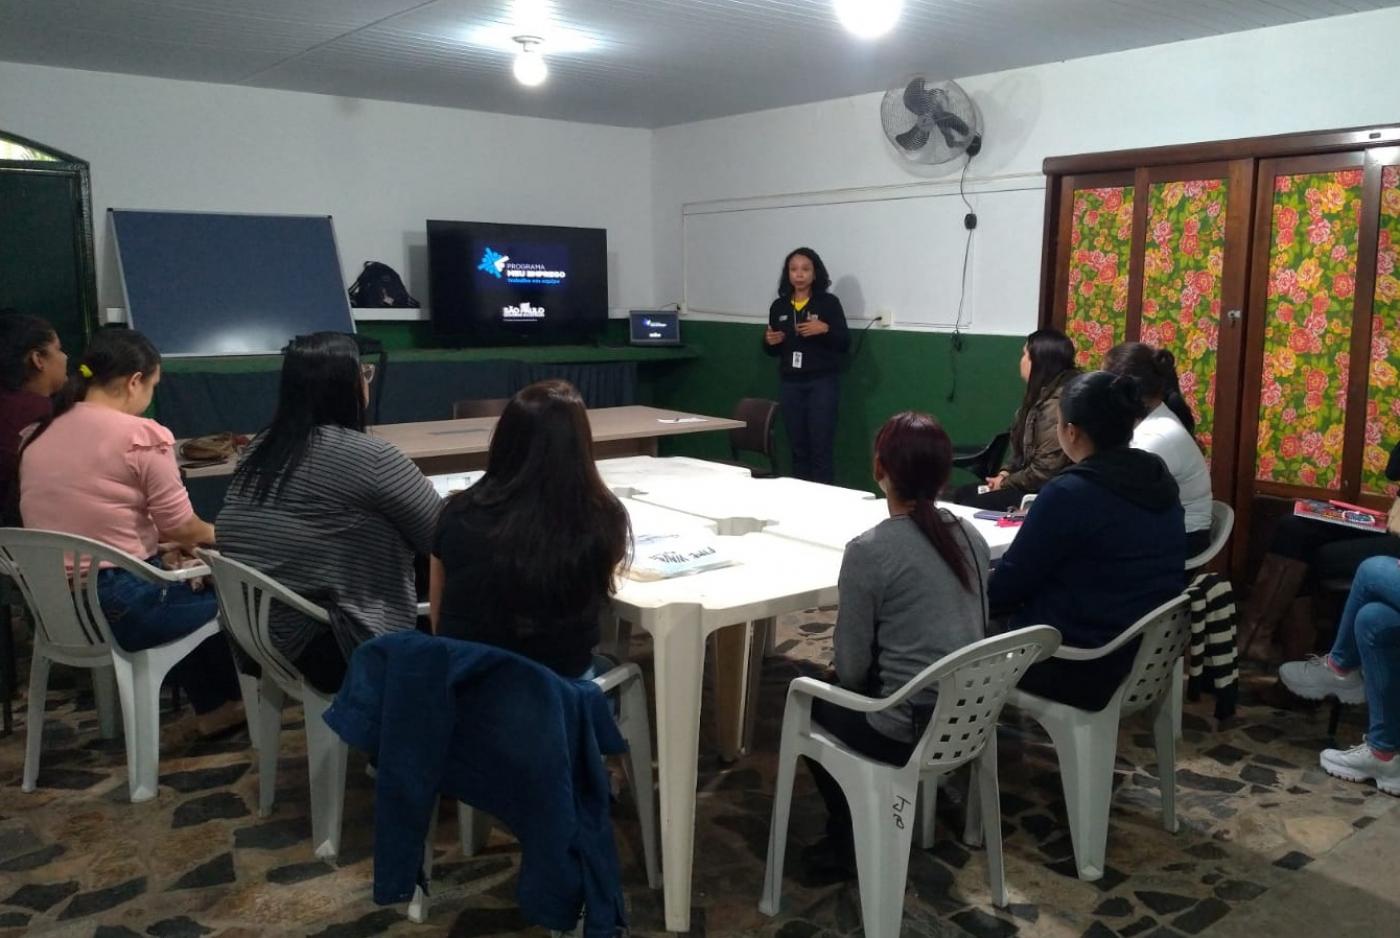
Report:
168,316,1025,496
637,320,1027,493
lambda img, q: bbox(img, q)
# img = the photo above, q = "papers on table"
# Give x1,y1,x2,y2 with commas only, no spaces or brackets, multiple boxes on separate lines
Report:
656,416,708,424
430,471,483,498
626,532,737,581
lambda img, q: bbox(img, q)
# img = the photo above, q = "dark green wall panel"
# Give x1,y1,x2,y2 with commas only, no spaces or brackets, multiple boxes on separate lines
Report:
639,320,1027,492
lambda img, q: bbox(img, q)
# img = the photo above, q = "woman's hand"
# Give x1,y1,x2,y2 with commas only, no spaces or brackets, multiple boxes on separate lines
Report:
796,318,829,337
764,326,785,346
985,471,1010,492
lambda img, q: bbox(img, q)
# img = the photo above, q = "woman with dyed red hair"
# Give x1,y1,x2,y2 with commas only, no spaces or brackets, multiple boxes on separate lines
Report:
801,410,992,883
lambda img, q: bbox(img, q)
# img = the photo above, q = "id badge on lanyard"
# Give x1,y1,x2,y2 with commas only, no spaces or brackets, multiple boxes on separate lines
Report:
791,301,807,370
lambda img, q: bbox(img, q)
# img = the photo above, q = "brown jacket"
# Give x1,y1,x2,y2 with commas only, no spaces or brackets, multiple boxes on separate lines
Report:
1002,370,1076,492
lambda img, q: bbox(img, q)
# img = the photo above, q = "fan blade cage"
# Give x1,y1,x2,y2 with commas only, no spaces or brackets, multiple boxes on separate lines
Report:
880,78,982,164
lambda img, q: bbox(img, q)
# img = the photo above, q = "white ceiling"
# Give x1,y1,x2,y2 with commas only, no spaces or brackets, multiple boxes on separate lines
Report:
1,0,1395,128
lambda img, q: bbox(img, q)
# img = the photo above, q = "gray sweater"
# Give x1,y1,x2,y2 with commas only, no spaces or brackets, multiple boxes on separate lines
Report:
217,426,443,660
835,512,991,742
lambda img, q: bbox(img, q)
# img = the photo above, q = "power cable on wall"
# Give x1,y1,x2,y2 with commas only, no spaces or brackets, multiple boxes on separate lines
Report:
947,153,976,404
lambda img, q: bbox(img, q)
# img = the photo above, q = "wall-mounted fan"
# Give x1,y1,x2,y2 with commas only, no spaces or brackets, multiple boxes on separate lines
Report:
880,77,983,164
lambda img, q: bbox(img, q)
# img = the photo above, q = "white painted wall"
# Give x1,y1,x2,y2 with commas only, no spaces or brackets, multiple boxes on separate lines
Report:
0,61,655,319
653,7,1400,336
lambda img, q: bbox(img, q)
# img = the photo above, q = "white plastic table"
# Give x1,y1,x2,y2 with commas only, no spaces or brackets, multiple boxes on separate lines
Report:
767,499,1019,561
607,532,846,931
431,458,1024,932
426,456,750,501
625,475,877,531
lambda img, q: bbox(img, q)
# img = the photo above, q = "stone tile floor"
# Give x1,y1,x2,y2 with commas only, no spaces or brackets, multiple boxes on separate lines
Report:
1,608,1398,937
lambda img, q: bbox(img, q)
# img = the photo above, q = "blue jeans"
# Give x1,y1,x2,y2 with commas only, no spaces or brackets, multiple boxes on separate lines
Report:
779,374,840,483
97,561,240,716
1329,555,1400,753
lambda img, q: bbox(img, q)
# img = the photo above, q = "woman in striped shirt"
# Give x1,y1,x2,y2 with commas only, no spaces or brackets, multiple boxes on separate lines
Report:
217,333,441,693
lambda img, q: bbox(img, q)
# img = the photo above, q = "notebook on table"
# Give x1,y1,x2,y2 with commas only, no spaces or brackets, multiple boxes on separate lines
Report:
1293,499,1387,533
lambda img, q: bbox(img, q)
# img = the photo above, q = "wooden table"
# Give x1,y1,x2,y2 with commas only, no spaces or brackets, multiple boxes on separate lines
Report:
181,406,743,478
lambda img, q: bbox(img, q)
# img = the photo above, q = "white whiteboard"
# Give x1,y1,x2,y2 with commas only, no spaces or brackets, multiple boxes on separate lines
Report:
682,180,1045,334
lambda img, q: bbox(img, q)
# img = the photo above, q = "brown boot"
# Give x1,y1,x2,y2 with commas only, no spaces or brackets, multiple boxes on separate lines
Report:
1279,595,1320,663
1238,554,1309,662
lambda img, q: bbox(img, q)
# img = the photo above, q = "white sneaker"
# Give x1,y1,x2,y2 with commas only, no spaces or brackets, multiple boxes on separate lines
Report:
1278,656,1366,705
1320,743,1400,796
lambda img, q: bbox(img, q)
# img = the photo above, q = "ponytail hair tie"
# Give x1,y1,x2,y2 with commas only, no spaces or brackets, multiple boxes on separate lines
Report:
78,364,93,379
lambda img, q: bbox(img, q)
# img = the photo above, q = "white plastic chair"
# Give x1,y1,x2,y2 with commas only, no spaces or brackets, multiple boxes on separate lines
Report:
0,528,252,803
1006,593,1192,882
759,626,1062,938
408,660,661,924
197,549,348,861
1185,500,1234,571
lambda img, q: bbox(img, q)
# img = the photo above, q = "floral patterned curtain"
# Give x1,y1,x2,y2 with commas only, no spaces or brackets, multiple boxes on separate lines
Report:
1255,170,1365,490
1064,186,1134,368
1363,166,1400,497
1139,179,1227,460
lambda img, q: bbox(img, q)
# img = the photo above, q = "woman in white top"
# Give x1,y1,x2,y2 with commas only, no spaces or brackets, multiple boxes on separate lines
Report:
1104,342,1213,558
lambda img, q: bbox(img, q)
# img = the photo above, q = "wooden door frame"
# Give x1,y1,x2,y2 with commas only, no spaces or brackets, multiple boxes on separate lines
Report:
1131,160,1257,504
1041,123,1400,324
1043,123,1400,176
0,128,98,344
1232,151,1371,571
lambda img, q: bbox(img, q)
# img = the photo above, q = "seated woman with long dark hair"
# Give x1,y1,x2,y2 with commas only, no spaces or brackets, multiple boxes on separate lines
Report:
803,411,991,882
217,333,442,693
988,371,1186,709
1,312,68,524
430,379,630,679
1103,341,1213,558
954,328,1079,511
19,327,243,736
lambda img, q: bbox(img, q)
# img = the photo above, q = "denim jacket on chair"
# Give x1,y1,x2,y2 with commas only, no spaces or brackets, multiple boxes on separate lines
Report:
323,631,628,937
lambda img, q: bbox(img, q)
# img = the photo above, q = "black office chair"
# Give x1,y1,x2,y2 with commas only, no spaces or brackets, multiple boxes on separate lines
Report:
451,398,510,419
728,398,780,479
951,431,1011,482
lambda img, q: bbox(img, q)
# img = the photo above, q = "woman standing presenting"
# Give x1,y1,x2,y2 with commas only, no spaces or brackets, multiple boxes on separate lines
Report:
764,247,850,483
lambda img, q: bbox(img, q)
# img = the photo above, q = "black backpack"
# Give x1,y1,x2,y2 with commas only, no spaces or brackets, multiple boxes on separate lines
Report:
348,261,420,308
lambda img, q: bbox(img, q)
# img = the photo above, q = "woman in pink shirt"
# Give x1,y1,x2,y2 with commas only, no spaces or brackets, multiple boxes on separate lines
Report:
19,328,243,736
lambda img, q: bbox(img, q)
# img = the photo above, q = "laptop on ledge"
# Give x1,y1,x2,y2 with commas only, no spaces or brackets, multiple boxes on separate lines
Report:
628,310,682,347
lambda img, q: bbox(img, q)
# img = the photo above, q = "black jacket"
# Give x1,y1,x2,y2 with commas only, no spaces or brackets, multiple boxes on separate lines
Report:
989,446,1185,649
764,292,850,380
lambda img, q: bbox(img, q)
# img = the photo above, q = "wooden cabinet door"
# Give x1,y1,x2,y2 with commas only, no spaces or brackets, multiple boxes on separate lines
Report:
1052,171,1137,367
1133,161,1254,498
1239,153,1369,506
1233,153,1371,570
1357,147,1400,502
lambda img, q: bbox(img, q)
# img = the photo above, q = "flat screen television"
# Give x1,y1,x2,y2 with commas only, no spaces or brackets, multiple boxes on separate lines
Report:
427,220,608,344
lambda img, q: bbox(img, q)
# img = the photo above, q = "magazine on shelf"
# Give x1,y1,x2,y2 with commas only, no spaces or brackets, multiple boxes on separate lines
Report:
626,532,736,581
1292,499,1387,533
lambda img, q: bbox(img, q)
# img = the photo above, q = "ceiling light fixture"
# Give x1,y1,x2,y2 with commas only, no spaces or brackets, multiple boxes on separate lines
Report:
512,35,548,87
833,0,903,39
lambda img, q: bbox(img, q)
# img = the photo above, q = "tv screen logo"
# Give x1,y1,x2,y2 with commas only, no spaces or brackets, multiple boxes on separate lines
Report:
477,245,567,286
629,310,680,345
502,302,546,320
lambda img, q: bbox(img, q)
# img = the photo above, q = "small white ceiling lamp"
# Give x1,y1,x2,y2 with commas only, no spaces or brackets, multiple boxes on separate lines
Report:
512,35,548,86
833,0,903,39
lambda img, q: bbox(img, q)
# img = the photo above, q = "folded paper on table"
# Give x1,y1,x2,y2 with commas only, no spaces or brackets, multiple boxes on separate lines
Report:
656,417,707,424
626,532,736,581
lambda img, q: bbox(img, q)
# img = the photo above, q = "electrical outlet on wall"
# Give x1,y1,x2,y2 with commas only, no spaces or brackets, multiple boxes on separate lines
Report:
874,308,893,327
